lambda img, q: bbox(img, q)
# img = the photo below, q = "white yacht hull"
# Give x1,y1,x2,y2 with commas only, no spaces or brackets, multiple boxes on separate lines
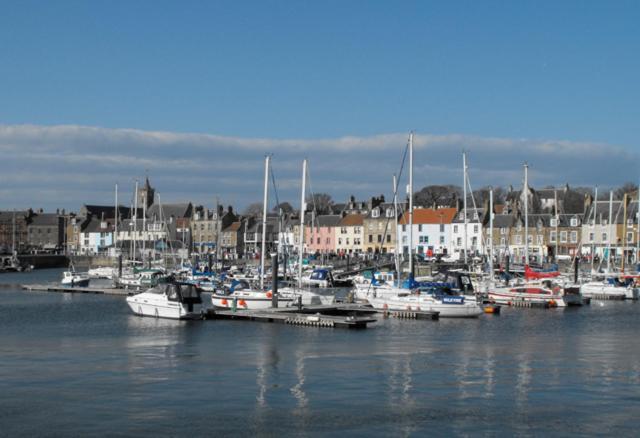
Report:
579,283,628,300
211,292,294,310
126,296,203,320
368,294,483,318
488,288,567,307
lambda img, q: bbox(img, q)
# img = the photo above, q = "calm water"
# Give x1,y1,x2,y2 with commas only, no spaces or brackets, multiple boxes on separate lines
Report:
1,269,640,436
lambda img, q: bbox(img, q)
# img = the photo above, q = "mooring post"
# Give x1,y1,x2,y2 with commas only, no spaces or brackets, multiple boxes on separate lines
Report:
271,253,278,308
118,255,123,278
574,256,579,284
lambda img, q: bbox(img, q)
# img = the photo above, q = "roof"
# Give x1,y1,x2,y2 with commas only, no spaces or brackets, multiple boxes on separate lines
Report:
339,214,365,226
452,208,486,224
81,218,115,234
313,215,342,227
0,210,31,223
399,208,457,225
492,214,515,228
223,221,242,232
147,203,192,220
83,205,137,219
30,213,61,226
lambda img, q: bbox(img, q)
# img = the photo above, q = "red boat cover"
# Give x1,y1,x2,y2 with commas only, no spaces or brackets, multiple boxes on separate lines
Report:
524,265,560,279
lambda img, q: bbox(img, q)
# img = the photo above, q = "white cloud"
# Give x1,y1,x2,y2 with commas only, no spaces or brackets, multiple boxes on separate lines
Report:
0,123,637,212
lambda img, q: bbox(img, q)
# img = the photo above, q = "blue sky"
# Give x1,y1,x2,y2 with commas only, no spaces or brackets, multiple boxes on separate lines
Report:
1,1,638,211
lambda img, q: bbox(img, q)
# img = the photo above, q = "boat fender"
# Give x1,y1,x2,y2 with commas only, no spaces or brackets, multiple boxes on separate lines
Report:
266,291,273,298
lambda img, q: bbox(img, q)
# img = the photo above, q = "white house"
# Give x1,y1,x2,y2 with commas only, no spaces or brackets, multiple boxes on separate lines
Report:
397,208,457,257
451,209,485,259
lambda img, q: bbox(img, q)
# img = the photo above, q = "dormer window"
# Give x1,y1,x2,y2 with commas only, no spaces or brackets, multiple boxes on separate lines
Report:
459,213,464,220
473,212,479,220
386,208,394,218
372,208,380,218
100,221,107,230
570,217,578,227
550,218,558,227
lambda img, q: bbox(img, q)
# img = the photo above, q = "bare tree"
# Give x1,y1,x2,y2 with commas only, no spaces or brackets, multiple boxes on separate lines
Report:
615,182,638,200
273,202,294,214
243,202,264,217
414,185,461,208
306,193,333,214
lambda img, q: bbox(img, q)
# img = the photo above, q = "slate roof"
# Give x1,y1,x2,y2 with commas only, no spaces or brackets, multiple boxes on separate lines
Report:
30,213,61,227
147,203,192,220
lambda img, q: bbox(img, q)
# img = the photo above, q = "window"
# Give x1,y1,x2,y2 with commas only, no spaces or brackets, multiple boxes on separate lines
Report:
386,235,391,243
500,237,506,246
537,235,543,245
550,231,557,243
402,224,406,232
402,236,407,244
628,219,634,227
377,235,382,243
368,235,373,243
372,209,380,218
570,218,578,227
386,208,394,218
515,235,522,245
570,231,578,243
473,225,478,233
317,238,320,244
550,218,558,227
418,224,423,232
627,232,633,243
346,238,350,245
589,232,594,242
354,227,361,234
527,235,533,245
453,225,458,233
326,238,330,244
440,236,445,244
501,227,507,235
472,236,477,246
457,237,462,246
560,231,567,243
338,238,342,245
602,232,608,242
440,224,445,233
341,227,347,234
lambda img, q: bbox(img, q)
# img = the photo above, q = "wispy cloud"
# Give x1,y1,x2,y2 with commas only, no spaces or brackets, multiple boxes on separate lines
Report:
0,124,637,212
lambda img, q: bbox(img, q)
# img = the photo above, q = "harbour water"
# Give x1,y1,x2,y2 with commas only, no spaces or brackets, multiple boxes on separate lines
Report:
1,269,640,436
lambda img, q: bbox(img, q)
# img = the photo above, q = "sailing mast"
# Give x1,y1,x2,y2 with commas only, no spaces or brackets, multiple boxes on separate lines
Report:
408,132,414,278
489,188,494,283
637,183,640,263
12,209,16,255
607,190,613,273
524,163,529,266
591,187,598,273
554,189,558,262
142,188,147,264
298,159,307,289
260,155,270,291
393,174,400,279
133,180,139,262
463,151,468,265
114,184,118,253
215,196,221,268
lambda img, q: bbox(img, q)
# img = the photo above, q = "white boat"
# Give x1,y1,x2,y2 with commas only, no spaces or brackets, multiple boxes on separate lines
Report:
211,279,294,310
87,266,114,279
488,282,574,307
367,289,483,318
579,281,629,300
61,270,90,287
126,282,204,319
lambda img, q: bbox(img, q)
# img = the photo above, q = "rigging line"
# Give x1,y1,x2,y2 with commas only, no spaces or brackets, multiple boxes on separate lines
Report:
269,160,281,212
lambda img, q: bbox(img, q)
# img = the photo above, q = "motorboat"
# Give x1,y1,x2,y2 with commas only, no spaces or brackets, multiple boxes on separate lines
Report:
61,270,90,287
126,282,204,319
87,266,114,279
487,280,580,307
211,279,294,310
579,281,630,300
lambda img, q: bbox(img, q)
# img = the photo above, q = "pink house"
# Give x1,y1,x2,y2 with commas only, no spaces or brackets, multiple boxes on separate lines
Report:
305,215,341,254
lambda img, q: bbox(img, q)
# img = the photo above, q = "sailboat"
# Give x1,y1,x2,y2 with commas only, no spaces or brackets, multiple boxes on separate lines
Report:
211,156,293,309
364,133,483,318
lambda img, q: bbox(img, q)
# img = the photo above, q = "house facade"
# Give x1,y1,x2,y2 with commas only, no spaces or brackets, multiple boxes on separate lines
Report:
335,214,365,255
363,203,398,254
451,209,485,259
305,214,341,255
397,208,456,257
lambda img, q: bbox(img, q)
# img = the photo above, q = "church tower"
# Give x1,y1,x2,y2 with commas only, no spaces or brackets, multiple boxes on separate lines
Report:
138,177,155,210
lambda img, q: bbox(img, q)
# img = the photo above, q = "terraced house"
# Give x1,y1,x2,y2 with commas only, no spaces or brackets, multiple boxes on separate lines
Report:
335,214,365,255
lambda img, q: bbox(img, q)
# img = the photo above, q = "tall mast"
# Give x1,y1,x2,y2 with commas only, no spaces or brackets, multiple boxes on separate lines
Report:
298,159,307,289
554,189,558,261
489,187,494,283
637,183,640,263
524,163,529,266
393,174,400,278
408,132,414,277
607,190,613,273
260,155,270,291
114,184,118,252
592,186,598,273
12,209,16,254
215,197,221,267
133,180,138,261
463,151,468,265
622,192,628,272
142,188,147,263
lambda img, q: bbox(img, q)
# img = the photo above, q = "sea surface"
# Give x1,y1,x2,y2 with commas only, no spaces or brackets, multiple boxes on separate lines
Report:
1,269,639,437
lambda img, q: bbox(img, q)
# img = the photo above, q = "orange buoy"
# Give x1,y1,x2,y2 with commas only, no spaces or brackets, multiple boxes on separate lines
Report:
549,299,557,307
266,291,273,298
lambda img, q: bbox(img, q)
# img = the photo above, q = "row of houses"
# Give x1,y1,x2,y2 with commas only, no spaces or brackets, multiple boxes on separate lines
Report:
4,179,639,263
